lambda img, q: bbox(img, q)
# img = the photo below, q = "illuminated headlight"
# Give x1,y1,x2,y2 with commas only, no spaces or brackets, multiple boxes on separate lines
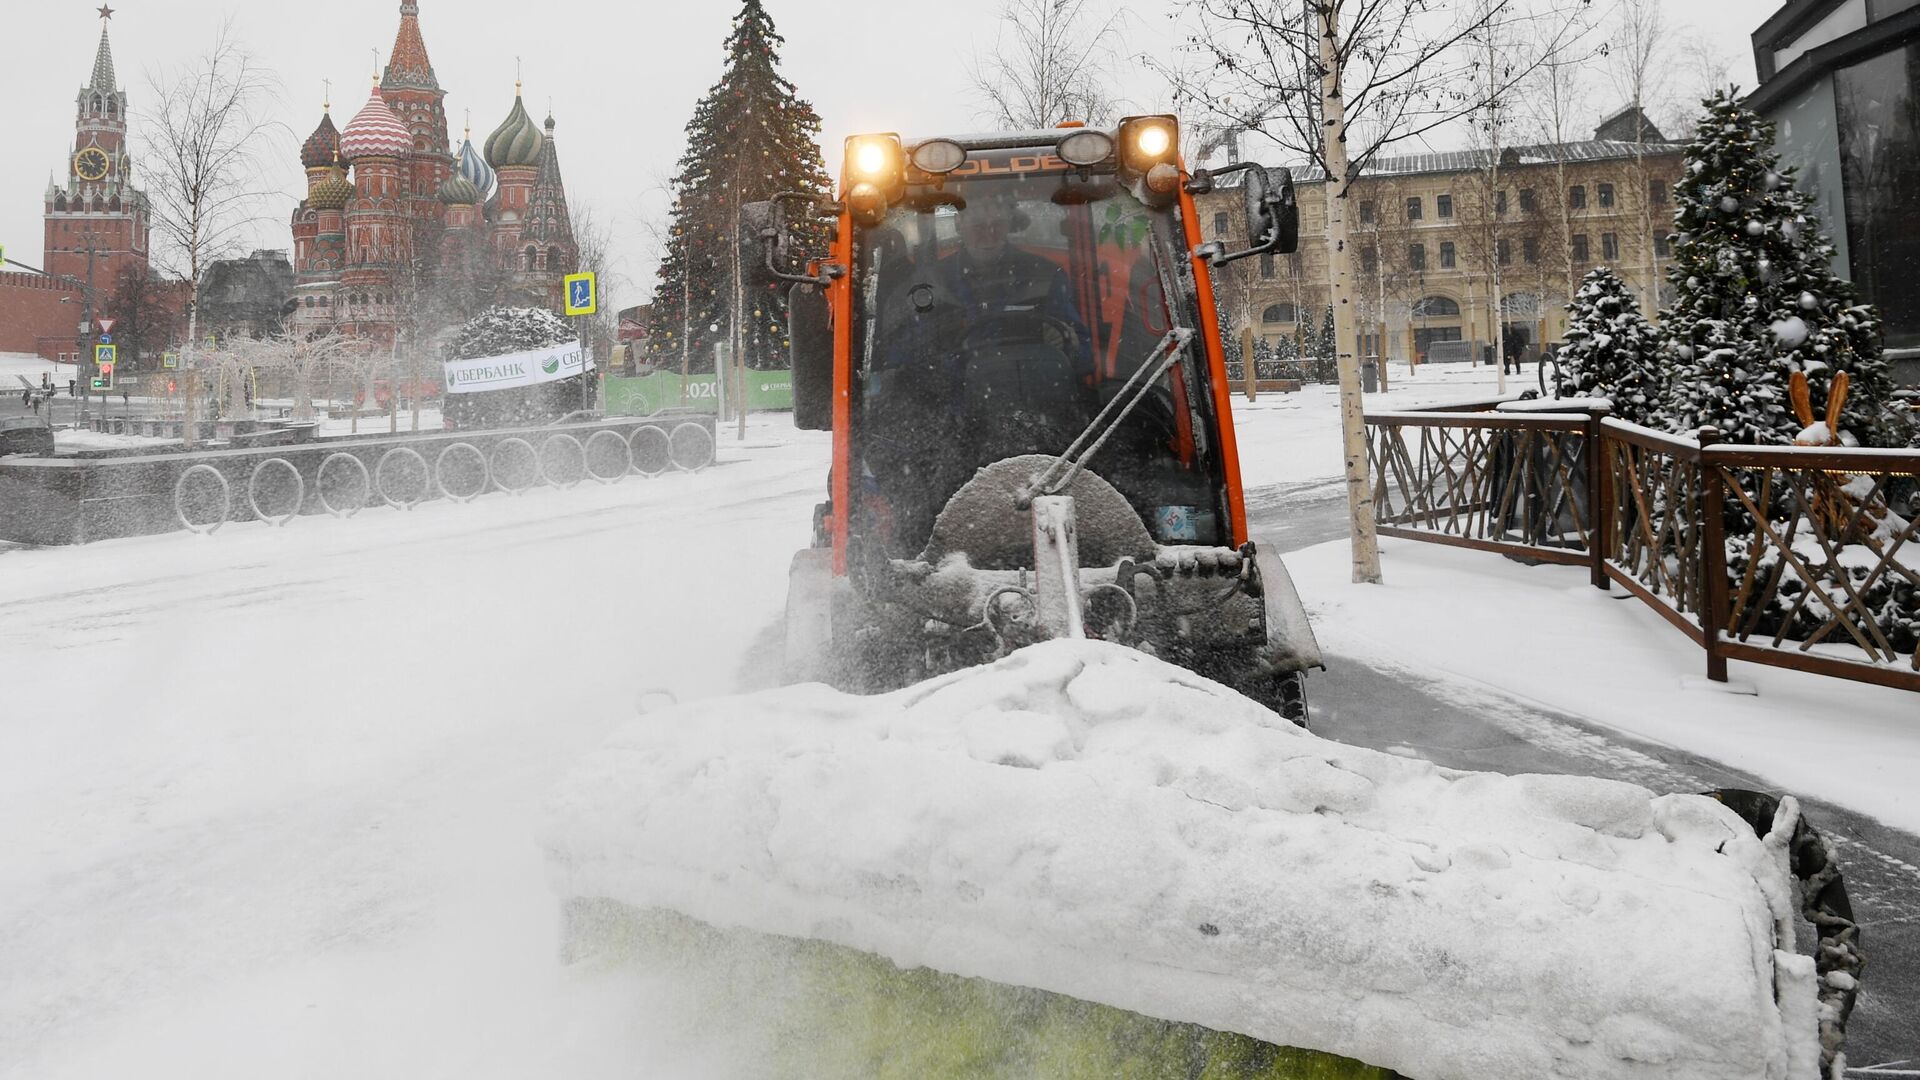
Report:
1056,129,1114,167
848,135,903,181
910,139,966,174
1117,115,1179,175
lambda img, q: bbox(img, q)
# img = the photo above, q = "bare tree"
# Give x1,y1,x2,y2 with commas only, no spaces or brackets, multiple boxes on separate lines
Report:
572,203,628,375
223,330,364,423
1174,0,1594,583
1605,0,1668,314
970,0,1126,128
140,21,282,443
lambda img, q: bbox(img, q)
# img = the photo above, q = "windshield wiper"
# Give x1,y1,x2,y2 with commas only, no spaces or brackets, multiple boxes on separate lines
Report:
1024,229,1197,505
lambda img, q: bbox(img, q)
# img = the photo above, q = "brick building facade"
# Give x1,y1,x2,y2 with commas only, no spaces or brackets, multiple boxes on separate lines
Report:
1199,110,1685,365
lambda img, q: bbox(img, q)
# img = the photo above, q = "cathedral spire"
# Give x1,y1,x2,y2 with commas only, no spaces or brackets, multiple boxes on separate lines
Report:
383,0,440,92
90,20,117,93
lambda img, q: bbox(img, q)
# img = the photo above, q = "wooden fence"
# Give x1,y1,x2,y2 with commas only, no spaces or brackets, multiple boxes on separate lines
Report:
1366,403,1920,693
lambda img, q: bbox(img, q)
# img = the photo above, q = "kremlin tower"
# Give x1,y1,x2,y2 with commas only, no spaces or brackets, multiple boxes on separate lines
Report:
288,1,578,345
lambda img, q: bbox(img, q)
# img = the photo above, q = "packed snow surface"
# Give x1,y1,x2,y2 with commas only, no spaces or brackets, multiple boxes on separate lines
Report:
545,639,1819,1080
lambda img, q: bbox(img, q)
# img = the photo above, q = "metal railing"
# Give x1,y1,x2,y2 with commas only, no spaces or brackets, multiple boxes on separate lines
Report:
1365,403,1920,693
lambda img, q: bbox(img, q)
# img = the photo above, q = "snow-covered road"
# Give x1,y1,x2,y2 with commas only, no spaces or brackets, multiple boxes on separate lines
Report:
6,366,1915,1075
1,422,826,1078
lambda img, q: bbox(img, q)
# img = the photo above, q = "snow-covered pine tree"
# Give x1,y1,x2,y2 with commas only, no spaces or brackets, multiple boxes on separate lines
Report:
1660,91,1896,446
645,0,832,373
1555,268,1665,423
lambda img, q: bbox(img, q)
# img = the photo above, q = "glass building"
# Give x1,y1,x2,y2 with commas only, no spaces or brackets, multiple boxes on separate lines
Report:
1751,0,1920,381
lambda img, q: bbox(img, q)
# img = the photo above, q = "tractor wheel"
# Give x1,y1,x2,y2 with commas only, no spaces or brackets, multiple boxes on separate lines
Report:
1275,671,1310,729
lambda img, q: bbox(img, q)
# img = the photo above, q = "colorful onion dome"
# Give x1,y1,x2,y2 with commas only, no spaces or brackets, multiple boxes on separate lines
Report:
438,173,480,205
309,173,354,211
301,109,341,169
455,135,494,198
484,89,543,169
339,84,412,160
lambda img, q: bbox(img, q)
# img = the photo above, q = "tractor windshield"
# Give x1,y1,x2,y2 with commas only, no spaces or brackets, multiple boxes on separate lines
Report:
852,164,1224,558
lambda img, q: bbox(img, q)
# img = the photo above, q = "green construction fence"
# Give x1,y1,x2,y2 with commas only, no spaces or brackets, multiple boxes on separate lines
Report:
604,371,794,416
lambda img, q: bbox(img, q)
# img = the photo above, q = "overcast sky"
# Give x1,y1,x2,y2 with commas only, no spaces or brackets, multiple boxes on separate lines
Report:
5,0,1773,311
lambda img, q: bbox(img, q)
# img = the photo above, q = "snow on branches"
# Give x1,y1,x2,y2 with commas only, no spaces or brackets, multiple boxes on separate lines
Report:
446,307,577,362
1659,91,1897,447
1555,269,1663,424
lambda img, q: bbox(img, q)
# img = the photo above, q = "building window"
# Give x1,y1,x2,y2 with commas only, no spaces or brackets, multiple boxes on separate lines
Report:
1358,200,1375,224
1649,179,1668,206
1598,182,1616,208
1405,197,1422,221
1361,245,1378,273
1212,212,1229,237
1602,232,1619,260
1523,236,1539,263
1412,295,1461,317
1497,238,1511,265
1259,253,1276,279
1569,185,1587,209
1408,243,1426,270
1572,234,1590,262
1436,193,1453,218
1655,233,1671,258
1519,188,1536,213
1262,302,1296,323
1495,190,1508,215
1440,241,1456,268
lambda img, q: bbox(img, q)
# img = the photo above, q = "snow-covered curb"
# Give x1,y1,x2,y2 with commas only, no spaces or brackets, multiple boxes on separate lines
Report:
1289,536,1920,835
544,640,1816,1080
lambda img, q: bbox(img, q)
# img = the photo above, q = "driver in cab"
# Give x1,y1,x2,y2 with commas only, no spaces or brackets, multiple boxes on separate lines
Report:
860,186,1093,556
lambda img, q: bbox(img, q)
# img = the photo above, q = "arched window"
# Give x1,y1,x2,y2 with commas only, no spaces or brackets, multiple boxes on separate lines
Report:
524,245,537,270
1261,303,1296,324
92,197,105,212
1411,295,1460,318
54,195,67,212
109,196,121,212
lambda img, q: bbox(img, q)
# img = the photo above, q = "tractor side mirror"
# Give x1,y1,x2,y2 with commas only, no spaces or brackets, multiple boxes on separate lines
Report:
1205,164,1299,267
748,193,844,289
789,283,833,431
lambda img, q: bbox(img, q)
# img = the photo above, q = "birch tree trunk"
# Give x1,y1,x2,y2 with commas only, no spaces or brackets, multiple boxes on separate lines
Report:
1318,1,1383,584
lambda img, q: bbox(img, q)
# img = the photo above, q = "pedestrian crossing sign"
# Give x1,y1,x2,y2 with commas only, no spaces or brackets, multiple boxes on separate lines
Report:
162,351,178,370
564,272,597,316
95,343,117,365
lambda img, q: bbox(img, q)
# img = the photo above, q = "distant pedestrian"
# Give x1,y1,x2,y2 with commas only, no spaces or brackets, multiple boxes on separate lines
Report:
68,378,77,397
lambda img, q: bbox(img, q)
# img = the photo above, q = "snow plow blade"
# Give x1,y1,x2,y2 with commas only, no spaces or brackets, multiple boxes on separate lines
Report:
544,641,1836,1080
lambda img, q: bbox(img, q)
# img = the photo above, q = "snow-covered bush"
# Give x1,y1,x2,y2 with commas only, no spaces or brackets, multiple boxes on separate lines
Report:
445,306,576,362
1553,269,1664,424
442,306,590,430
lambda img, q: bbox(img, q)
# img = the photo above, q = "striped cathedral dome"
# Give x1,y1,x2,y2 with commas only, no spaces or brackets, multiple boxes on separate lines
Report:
484,89,543,169
455,135,495,198
339,85,412,160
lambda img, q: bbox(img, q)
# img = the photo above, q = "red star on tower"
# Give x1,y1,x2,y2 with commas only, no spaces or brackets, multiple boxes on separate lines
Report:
97,5,114,19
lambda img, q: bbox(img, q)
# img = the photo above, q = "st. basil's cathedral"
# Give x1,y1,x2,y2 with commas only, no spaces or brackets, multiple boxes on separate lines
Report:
289,0,579,346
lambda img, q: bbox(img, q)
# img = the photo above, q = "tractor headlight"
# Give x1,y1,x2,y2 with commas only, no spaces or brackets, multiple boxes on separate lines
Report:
910,139,967,174
847,134,904,183
1056,129,1114,167
845,134,906,225
1117,115,1179,175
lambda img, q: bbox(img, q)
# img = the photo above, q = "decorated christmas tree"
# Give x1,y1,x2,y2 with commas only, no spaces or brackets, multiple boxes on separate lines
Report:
1554,268,1665,424
1659,91,1896,446
644,0,832,373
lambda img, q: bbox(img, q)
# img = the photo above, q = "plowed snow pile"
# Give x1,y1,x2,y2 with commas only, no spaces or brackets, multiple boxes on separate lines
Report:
544,641,1819,1080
